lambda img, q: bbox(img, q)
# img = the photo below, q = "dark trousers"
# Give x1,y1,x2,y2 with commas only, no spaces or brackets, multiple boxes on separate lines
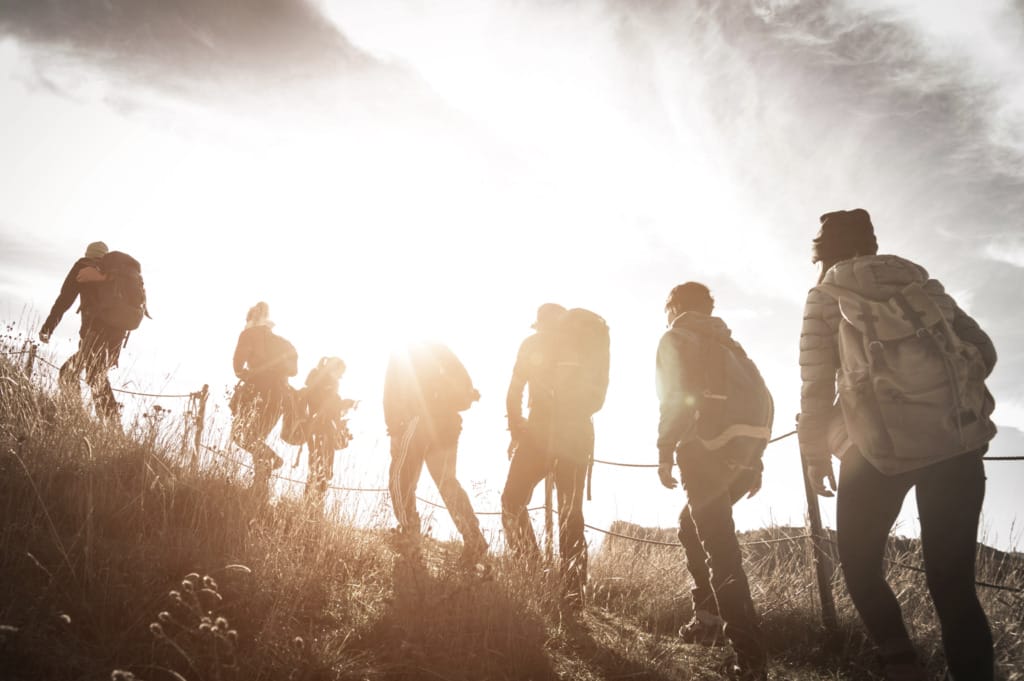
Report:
389,417,485,552
59,322,123,419
501,420,590,600
837,448,993,681
230,382,284,487
676,440,764,659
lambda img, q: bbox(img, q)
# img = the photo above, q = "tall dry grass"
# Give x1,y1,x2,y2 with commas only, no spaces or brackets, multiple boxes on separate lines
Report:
1,343,1021,680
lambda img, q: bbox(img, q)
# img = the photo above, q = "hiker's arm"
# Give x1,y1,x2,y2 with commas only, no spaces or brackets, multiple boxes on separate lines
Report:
798,287,841,469
655,333,696,466
40,262,85,338
506,342,529,438
232,331,252,379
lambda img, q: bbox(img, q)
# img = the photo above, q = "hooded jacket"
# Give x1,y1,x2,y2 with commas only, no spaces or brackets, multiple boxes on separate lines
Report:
656,313,773,465
798,254,996,472
41,257,105,337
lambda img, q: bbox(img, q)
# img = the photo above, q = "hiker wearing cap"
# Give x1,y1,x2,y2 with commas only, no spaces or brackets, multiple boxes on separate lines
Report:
39,241,124,420
656,282,773,681
230,302,298,492
502,303,609,611
799,209,997,681
383,341,488,567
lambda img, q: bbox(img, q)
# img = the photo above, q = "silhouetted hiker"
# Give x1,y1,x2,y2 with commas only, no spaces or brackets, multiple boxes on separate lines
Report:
799,209,997,681
503,304,609,611
383,341,488,567
230,302,297,492
656,282,772,681
300,356,356,505
39,242,147,423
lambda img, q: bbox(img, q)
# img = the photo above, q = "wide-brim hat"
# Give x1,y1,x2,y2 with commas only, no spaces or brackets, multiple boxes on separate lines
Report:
532,303,567,330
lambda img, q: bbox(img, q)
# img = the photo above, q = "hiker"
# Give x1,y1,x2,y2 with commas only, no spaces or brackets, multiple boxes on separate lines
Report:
383,341,488,566
799,209,997,681
502,304,609,610
301,356,356,504
656,282,773,681
230,302,297,491
39,242,147,422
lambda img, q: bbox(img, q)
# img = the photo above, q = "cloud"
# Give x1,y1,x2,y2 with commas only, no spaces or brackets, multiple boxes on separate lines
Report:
0,0,439,119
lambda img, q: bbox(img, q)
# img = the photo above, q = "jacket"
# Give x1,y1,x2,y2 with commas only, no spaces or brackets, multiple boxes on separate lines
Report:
656,313,773,465
798,254,996,471
233,325,295,387
383,342,477,440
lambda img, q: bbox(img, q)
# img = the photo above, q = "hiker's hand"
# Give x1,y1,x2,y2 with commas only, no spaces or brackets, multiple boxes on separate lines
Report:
76,266,106,283
507,439,518,460
746,470,763,499
658,463,678,490
807,461,836,497
38,329,51,344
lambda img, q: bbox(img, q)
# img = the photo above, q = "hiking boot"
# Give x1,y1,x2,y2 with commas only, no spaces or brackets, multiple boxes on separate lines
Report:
270,454,284,470
679,610,726,647
729,651,769,681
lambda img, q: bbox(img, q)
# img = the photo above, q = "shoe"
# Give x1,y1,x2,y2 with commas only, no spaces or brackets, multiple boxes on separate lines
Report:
679,610,726,647
730,652,768,681
879,646,927,681
270,454,284,470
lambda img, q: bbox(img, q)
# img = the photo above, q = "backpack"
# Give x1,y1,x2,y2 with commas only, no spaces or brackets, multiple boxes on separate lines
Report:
690,329,773,449
264,332,298,379
817,281,996,467
419,343,478,413
94,251,148,331
552,308,610,418
279,386,309,446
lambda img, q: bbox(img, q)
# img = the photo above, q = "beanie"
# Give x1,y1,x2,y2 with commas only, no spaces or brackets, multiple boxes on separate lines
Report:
84,241,109,260
812,209,878,264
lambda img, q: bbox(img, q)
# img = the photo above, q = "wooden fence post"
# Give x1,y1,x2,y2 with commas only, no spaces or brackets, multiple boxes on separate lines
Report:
544,472,554,562
23,341,37,379
193,384,209,465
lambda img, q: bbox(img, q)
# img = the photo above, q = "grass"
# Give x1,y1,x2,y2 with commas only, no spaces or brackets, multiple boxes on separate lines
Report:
1,346,1022,681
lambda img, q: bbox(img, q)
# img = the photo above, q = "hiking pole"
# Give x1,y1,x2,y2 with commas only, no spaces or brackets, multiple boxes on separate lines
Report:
800,448,839,645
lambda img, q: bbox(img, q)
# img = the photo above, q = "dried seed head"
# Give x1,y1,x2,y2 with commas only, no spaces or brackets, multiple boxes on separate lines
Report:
111,670,137,681
226,630,238,643
168,590,181,600
185,572,200,582
292,636,305,651
149,623,165,638
157,612,172,624
200,616,212,626
181,580,195,593
200,588,223,602
58,613,71,625
202,575,218,590
199,622,212,634
214,617,229,630
223,564,252,575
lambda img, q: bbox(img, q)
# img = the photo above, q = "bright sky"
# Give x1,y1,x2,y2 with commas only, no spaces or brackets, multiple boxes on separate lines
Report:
2,0,1022,551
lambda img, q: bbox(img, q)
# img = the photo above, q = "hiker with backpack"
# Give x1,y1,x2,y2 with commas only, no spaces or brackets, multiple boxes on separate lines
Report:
799,209,997,681
502,304,610,611
383,341,488,566
39,242,148,422
230,302,298,492
300,356,357,505
656,282,773,681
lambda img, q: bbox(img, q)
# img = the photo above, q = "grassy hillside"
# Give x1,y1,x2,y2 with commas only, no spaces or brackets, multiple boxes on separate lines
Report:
1,352,1021,680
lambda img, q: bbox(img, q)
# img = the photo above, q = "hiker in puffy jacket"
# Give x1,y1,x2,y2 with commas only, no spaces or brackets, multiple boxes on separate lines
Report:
383,341,488,566
231,302,296,491
799,209,997,681
38,241,124,420
501,303,598,610
656,282,772,681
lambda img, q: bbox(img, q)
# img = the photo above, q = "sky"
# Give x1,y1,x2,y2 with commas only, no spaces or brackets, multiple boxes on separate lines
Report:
1,0,1022,552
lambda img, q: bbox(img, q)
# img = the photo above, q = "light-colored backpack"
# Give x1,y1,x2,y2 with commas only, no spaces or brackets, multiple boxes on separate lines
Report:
817,281,995,470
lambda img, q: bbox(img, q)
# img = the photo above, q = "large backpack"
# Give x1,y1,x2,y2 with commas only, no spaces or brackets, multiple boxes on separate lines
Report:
418,343,478,414
94,251,148,331
264,332,299,379
817,281,995,468
689,328,773,449
552,308,610,418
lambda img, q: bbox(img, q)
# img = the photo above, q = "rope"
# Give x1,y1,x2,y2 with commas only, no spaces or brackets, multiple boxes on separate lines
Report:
886,559,1022,594
200,444,543,512
0,349,32,357
592,430,799,469
983,456,1024,461
33,356,194,398
583,522,811,548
